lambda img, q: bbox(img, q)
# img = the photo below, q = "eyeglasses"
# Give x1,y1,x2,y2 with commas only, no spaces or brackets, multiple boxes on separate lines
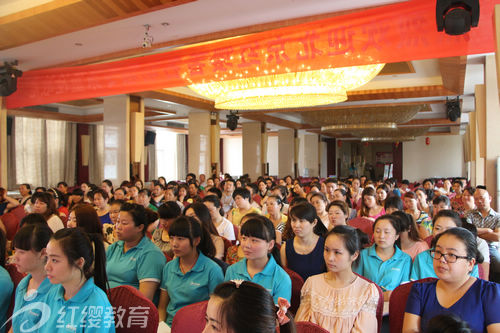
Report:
430,250,469,263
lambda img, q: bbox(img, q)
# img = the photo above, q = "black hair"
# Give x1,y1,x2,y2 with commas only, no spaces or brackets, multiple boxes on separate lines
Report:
120,203,151,235
57,181,68,188
245,183,258,196
434,227,484,264
289,203,327,237
232,187,251,201
138,189,151,197
202,195,221,208
51,228,109,292
425,314,471,333
154,183,165,190
265,195,283,208
384,195,404,211
34,187,47,193
169,216,215,258
432,195,451,207
71,188,84,197
21,183,32,194
373,214,402,234
289,196,308,207
186,173,196,180
326,200,349,217
184,203,219,236
109,198,126,207
392,211,421,242
207,187,222,199
401,179,410,185
432,209,462,228
211,281,296,333
325,225,363,268
102,179,114,193
310,191,327,205
324,178,338,185
31,192,59,219
241,216,282,266
158,201,182,220
19,213,48,228
91,188,109,201
72,203,105,236
334,188,352,208
158,176,167,185
48,187,67,207
423,178,434,185
13,224,53,252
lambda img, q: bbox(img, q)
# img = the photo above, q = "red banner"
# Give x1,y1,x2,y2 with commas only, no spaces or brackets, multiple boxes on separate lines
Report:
6,0,497,108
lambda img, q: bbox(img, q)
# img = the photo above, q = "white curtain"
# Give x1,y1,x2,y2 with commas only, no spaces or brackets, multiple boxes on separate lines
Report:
14,117,76,188
89,124,104,185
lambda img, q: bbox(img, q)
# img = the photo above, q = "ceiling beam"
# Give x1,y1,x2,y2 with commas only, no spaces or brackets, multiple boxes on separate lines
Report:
7,108,103,122
438,56,467,95
147,116,188,122
132,90,215,111
145,123,188,133
144,107,176,115
399,118,459,127
347,85,456,101
240,113,310,130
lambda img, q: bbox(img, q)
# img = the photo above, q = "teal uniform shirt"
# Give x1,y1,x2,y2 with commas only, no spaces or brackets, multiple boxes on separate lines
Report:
43,277,115,333
355,244,412,291
224,255,291,304
106,236,166,289
160,252,223,326
410,249,479,281
0,266,13,333
12,275,55,333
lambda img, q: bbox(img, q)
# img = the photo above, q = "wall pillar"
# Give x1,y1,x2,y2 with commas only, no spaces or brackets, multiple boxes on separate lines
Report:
278,129,295,178
188,112,211,177
103,95,131,184
299,133,319,177
484,55,500,210
242,122,263,181
210,112,220,177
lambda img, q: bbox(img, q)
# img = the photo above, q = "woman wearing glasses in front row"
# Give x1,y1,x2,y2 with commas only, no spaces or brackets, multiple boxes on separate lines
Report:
403,227,500,333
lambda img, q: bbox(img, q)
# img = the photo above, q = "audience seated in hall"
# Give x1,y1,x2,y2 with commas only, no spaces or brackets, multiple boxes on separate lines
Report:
3,173,499,333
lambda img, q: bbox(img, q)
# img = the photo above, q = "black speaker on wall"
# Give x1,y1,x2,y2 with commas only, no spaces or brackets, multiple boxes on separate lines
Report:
6,117,12,136
436,0,479,35
145,131,156,145
0,62,23,97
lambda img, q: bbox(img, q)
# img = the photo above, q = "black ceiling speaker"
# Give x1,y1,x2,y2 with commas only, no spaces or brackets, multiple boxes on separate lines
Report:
446,97,461,122
436,0,479,35
0,61,23,97
226,111,239,131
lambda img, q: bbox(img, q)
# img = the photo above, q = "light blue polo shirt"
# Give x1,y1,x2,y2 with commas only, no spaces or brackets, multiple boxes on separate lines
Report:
43,277,115,332
106,236,166,289
0,267,13,333
160,252,223,326
224,255,291,304
12,275,55,333
354,244,412,291
410,249,479,281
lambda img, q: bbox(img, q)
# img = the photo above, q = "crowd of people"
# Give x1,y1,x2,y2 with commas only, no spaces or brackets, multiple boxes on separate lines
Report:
0,173,499,332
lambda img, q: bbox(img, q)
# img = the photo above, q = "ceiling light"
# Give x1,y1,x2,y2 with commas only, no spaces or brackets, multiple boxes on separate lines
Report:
188,64,384,110
321,122,397,132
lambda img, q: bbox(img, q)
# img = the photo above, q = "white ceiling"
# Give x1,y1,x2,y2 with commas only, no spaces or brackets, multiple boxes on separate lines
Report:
0,0,407,71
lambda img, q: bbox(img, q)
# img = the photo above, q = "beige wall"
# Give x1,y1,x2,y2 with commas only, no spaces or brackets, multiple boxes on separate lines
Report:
188,112,211,176
403,135,465,182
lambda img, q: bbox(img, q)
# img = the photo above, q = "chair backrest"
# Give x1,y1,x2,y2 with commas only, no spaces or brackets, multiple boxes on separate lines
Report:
5,264,26,332
283,267,304,315
348,216,374,240
355,273,384,333
222,236,232,258
295,321,330,333
1,205,25,240
424,235,433,247
171,300,207,333
388,278,437,333
108,285,159,333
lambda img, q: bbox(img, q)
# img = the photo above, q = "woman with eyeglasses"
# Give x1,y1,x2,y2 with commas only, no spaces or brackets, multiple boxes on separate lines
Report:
410,210,479,281
403,227,500,333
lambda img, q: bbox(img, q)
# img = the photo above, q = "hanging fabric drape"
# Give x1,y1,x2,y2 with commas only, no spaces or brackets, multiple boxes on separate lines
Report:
5,0,496,109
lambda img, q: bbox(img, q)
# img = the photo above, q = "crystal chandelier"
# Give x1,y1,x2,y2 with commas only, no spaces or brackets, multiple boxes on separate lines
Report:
188,64,385,110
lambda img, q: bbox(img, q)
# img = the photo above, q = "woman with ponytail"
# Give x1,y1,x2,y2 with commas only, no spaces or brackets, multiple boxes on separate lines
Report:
203,280,296,333
224,216,291,304
10,224,54,333
158,216,224,327
44,228,115,332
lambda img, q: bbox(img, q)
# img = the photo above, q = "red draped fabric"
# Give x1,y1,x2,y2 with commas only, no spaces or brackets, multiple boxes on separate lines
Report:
6,0,496,108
